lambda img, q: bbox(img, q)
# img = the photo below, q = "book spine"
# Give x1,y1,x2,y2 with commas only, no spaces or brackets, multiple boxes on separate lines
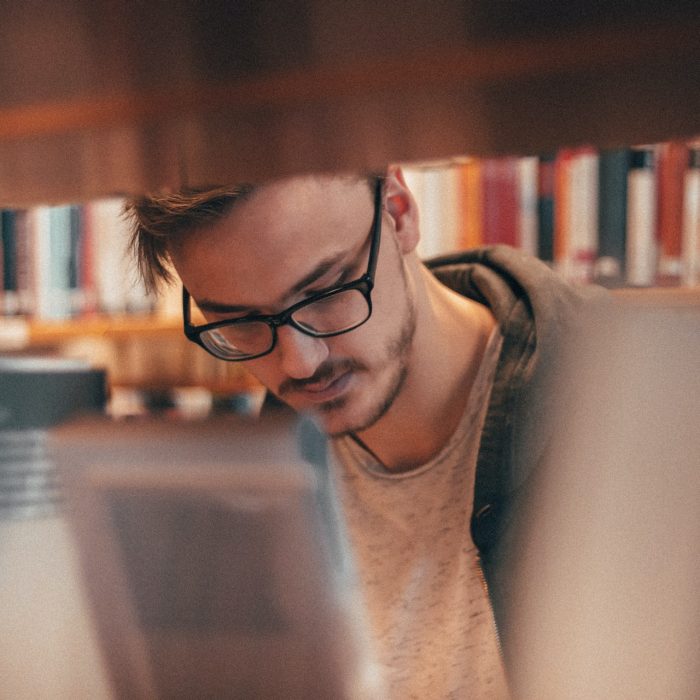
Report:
536,154,556,263
656,141,688,285
88,197,154,315
13,211,33,316
404,164,462,257
48,205,74,320
1,210,20,315
481,156,519,247
553,148,573,276
595,148,629,287
518,156,539,259
90,198,128,315
28,207,52,320
626,146,658,287
681,146,700,287
565,147,599,283
67,205,83,316
0,212,4,313
458,158,484,250
79,203,99,314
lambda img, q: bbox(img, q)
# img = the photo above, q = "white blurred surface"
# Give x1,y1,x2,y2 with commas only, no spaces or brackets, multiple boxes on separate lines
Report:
0,516,113,699
508,301,700,699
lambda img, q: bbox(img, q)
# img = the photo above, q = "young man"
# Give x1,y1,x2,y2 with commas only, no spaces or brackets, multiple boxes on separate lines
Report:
127,167,602,697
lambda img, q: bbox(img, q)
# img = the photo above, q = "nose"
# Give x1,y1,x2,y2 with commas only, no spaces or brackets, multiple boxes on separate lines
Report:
274,325,329,379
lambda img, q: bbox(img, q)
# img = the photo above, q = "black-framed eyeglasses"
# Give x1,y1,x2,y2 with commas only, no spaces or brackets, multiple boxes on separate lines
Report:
183,176,383,361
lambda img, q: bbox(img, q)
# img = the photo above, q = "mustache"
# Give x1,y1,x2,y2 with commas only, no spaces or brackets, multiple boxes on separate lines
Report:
278,358,365,397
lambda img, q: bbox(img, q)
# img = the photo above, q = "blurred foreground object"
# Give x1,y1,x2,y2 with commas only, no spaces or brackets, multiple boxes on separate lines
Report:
0,356,106,518
0,357,111,698
507,293,700,698
50,411,383,699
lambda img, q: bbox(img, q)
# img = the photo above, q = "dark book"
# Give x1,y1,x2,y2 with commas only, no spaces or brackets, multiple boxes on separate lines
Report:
537,154,555,263
595,148,630,287
1,209,20,314
68,205,81,291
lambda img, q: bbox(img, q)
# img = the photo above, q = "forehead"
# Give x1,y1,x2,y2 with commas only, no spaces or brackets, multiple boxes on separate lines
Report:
172,175,374,303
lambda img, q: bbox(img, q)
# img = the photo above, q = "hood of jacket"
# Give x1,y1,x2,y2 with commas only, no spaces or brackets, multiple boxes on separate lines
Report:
426,245,608,647
427,245,607,528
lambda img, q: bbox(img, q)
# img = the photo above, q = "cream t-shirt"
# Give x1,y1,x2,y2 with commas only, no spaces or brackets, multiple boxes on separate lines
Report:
331,329,508,699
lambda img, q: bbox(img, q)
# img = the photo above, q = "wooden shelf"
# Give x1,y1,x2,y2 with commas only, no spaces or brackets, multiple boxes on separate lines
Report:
0,314,180,350
613,286,700,307
28,314,181,344
1,2,698,205
2,21,696,143
0,313,260,396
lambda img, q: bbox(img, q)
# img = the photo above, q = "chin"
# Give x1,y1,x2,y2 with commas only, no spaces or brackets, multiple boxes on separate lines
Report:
310,400,360,438
315,380,402,438
324,362,407,437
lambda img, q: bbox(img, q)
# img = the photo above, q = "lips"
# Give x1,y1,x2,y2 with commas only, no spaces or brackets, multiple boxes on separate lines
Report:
294,370,353,404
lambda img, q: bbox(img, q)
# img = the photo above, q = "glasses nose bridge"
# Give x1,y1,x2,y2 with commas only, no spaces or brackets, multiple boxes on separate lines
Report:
268,306,314,344
269,305,298,330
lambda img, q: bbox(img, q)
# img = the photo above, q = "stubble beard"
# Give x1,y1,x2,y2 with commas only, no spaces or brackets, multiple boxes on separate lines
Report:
320,295,416,438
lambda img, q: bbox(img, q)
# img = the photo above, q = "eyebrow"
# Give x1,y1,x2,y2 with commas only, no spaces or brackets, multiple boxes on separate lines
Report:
195,252,346,315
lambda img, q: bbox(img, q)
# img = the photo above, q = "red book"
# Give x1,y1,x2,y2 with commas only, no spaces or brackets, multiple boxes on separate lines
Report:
656,141,688,285
481,156,519,247
79,203,98,315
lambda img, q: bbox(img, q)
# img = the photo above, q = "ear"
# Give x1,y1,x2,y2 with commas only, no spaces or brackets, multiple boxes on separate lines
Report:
384,165,420,254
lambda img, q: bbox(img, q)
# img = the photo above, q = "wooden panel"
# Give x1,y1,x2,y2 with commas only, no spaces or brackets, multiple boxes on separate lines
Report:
0,1,698,205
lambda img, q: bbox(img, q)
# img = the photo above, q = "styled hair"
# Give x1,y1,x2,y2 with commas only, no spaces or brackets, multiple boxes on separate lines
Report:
125,184,255,293
125,173,379,294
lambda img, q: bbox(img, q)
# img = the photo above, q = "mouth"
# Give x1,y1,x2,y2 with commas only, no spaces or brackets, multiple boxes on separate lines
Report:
293,370,353,405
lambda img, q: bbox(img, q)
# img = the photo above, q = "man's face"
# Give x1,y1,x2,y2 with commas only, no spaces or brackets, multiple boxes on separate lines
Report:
171,175,418,436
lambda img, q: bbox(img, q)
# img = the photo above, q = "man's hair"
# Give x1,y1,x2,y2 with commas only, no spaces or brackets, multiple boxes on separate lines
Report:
125,184,256,293
125,173,379,294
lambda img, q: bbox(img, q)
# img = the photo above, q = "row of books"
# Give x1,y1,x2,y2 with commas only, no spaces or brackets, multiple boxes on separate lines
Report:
0,198,158,320
3,140,699,322
404,139,700,287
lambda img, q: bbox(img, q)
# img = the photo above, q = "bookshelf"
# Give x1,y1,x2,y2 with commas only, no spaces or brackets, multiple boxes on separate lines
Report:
0,2,699,205
1,2,699,400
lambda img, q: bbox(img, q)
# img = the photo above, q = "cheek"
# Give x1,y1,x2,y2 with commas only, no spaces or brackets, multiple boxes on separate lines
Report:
365,263,411,336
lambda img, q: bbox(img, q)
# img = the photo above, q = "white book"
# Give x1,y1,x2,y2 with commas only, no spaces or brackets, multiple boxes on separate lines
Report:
27,206,52,320
47,205,74,320
681,150,700,287
626,147,658,287
565,150,599,284
87,198,153,315
404,163,461,258
517,156,539,259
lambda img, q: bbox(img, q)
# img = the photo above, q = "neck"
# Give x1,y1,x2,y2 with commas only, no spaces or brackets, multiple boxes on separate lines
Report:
354,265,495,471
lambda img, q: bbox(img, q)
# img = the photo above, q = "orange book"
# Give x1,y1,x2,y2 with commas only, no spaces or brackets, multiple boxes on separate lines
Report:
553,148,574,270
457,158,483,250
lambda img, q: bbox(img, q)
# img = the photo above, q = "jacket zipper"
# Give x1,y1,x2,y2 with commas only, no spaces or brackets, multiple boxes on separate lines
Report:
477,555,512,697
477,557,504,658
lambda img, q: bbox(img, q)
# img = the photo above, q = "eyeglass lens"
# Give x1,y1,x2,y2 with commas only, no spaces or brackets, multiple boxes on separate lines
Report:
198,287,371,359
